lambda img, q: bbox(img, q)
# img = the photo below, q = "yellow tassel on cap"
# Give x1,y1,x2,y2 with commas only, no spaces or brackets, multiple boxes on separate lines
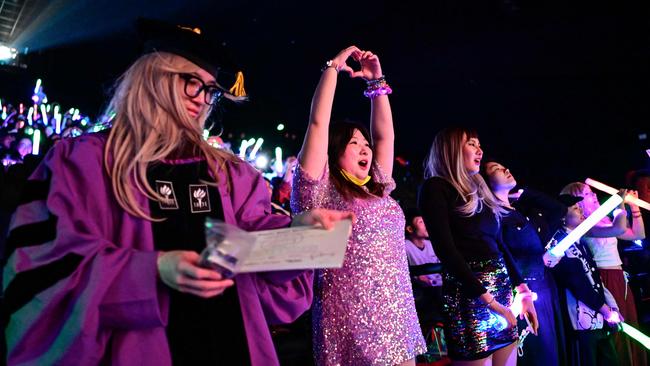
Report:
177,25,201,35
229,71,247,97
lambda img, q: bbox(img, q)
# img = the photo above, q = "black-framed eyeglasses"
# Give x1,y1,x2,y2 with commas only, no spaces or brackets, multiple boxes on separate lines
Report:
178,73,224,106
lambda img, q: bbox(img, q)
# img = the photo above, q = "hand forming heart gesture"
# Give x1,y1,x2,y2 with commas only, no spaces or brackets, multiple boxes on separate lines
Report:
330,45,383,80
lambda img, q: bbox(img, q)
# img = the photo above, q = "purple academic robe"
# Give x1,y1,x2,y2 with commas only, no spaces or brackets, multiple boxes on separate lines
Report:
3,134,312,365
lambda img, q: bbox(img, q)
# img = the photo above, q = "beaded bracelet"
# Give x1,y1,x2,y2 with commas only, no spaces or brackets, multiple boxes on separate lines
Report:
363,75,393,98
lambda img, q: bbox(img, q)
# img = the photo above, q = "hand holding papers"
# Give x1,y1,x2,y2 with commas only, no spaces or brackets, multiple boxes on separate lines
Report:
200,218,352,277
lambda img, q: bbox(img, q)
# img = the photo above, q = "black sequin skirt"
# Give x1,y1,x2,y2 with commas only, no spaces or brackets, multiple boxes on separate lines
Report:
442,257,518,360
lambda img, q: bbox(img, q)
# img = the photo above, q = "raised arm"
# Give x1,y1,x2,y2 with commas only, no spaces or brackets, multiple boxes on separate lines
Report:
587,193,628,238
357,51,395,176
618,190,645,240
298,46,361,178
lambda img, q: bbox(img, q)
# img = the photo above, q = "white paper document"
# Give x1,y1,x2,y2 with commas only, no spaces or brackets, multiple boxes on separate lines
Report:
239,219,352,272
201,219,352,274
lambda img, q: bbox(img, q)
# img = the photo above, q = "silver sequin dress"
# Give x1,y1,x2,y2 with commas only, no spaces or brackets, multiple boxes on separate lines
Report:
291,163,426,366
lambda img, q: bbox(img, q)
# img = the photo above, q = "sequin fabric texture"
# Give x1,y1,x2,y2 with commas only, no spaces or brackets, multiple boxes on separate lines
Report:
442,257,518,360
292,164,426,366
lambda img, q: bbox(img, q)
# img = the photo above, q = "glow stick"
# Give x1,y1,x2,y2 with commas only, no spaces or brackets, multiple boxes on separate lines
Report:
54,105,61,134
586,178,650,211
274,147,283,173
249,138,264,160
3,112,15,126
40,104,48,125
622,322,650,350
255,155,268,169
19,103,23,114
239,139,254,159
27,107,33,125
32,130,41,155
1,106,6,120
34,79,41,94
549,194,623,257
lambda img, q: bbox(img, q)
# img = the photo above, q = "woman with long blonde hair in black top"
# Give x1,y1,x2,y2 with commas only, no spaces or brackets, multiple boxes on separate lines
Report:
418,127,538,365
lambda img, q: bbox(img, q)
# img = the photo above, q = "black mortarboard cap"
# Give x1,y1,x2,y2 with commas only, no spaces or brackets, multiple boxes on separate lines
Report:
557,194,583,207
136,18,247,100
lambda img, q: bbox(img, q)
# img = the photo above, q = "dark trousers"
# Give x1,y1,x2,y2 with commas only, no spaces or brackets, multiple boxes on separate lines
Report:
572,328,619,366
517,276,568,366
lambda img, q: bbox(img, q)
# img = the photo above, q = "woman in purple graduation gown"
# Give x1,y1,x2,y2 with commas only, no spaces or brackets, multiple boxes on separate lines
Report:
2,19,352,366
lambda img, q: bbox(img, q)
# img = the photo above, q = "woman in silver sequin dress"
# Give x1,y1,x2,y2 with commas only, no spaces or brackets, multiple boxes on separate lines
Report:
291,46,426,365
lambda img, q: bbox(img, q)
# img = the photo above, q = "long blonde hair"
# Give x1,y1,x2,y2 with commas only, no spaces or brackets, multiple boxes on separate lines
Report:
104,52,237,220
424,127,507,218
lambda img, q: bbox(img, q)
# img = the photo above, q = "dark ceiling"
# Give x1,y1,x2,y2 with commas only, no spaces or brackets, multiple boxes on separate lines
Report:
1,0,648,194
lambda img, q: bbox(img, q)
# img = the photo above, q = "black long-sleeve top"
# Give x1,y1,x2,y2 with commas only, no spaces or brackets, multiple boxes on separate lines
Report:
512,187,568,245
502,188,568,280
501,208,545,280
418,177,524,298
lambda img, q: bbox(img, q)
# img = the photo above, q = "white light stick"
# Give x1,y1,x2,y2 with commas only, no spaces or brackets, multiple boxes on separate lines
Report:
53,105,61,133
586,178,650,211
32,130,41,155
622,322,650,350
274,147,283,173
549,194,623,257
239,139,254,159
249,138,264,160
34,79,41,94
40,104,48,125
255,155,269,169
